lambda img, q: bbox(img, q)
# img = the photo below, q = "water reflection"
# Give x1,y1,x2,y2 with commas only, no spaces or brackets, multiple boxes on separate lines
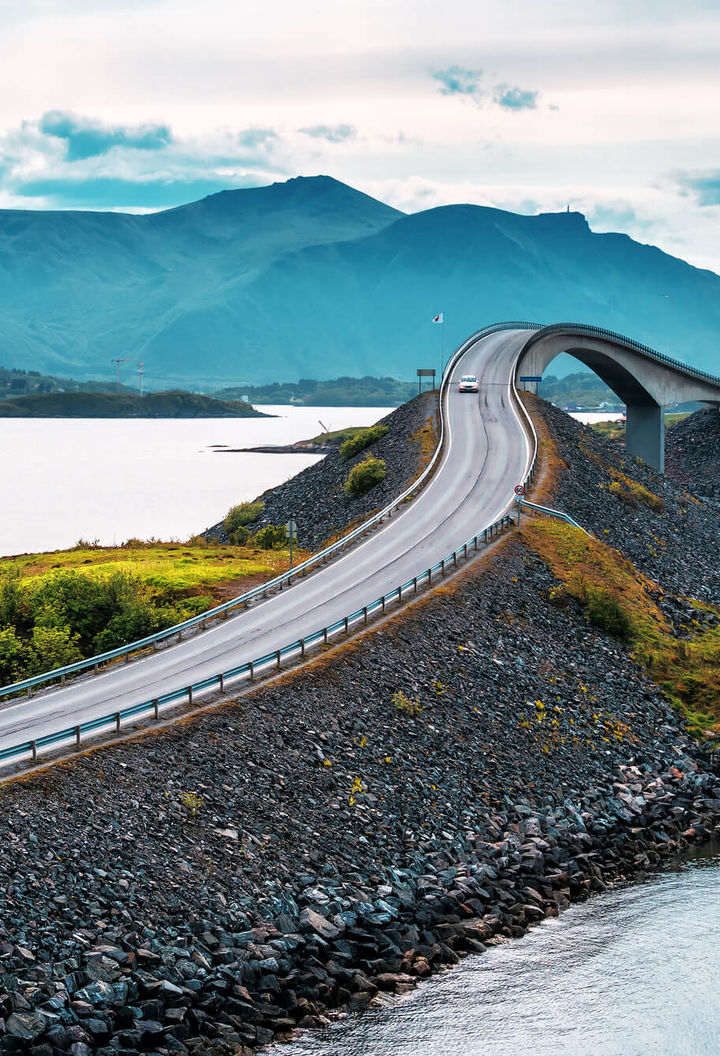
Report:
280,847,720,1056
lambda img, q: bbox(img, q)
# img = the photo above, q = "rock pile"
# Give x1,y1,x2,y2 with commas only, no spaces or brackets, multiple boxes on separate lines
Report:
205,392,439,550
529,397,720,603
664,407,720,500
0,398,718,1054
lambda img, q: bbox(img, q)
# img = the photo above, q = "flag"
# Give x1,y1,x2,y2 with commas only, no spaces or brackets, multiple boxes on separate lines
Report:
432,313,444,324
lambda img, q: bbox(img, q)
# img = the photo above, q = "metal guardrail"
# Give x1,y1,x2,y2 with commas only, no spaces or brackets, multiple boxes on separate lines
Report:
516,498,587,532
0,321,541,703
0,322,541,766
520,323,720,390
0,516,515,768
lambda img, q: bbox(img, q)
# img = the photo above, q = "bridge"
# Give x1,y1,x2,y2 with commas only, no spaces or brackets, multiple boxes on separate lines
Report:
516,324,720,471
1,321,719,768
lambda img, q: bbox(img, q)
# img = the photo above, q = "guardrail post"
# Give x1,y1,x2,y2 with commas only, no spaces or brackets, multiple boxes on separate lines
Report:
453,551,457,567
125,652,130,663
363,607,368,625
153,698,159,719
474,536,479,551
463,543,468,559
413,576,418,594
301,638,306,658
441,559,446,576
75,726,81,747
276,650,281,669
249,662,255,681
219,673,225,692
428,567,432,584
153,640,158,651
381,596,386,614
60,673,66,685
94,662,99,674
187,686,193,705
344,616,350,634
323,627,328,645
115,712,121,732
484,528,488,543
31,741,37,764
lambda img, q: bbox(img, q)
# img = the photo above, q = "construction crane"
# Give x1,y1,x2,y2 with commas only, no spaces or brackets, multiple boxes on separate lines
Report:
110,358,132,394
137,362,145,397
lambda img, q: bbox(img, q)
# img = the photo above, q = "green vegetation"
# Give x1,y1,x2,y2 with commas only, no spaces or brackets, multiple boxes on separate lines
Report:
0,364,135,400
213,376,418,407
0,540,301,685
223,501,265,544
344,456,387,497
339,423,388,459
522,520,720,737
0,391,265,418
392,690,423,718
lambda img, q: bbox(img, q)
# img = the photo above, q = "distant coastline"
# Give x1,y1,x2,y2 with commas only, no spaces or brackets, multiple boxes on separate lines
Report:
0,391,270,418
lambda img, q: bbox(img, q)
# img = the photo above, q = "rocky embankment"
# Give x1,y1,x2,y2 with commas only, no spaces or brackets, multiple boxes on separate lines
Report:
528,397,720,602
206,392,439,550
664,407,720,501
0,398,719,1056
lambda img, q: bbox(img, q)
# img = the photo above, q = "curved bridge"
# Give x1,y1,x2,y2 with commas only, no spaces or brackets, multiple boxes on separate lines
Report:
516,324,720,471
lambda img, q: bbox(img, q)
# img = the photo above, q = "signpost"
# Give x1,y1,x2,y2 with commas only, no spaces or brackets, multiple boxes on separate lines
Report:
518,375,543,394
417,368,437,394
514,484,525,526
285,517,297,569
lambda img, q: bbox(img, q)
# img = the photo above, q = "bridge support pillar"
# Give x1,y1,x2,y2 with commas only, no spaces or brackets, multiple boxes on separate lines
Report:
625,402,664,472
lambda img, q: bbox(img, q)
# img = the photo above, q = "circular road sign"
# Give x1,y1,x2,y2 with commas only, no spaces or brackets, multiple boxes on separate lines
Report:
514,484,525,496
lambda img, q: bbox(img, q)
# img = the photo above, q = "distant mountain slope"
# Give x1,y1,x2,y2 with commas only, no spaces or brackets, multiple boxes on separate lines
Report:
0,176,718,386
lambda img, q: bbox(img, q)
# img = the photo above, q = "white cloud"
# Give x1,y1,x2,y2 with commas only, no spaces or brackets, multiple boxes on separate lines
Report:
0,0,717,269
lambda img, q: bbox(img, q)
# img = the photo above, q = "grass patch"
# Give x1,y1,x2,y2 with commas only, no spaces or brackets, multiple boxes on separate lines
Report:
581,444,664,513
10,542,297,596
521,520,720,737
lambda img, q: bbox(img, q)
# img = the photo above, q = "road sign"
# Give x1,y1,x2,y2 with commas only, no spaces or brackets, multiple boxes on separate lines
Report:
285,519,297,538
514,484,525,496
519,376,543,383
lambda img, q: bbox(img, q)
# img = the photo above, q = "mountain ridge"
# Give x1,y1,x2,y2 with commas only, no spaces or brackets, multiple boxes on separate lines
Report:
0,175,718,386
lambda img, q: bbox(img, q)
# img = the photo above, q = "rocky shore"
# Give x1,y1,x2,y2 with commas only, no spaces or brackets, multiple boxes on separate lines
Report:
0,398,719,1056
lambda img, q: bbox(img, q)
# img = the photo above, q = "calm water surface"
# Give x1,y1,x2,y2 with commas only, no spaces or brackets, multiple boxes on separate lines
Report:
0,406,389,556
280,848,720,1056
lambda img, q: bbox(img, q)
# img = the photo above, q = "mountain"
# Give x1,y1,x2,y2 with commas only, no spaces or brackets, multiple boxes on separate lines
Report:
0,176,719,387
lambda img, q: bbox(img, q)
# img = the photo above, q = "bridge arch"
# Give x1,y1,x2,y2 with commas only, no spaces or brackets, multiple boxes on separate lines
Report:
515,324,720,472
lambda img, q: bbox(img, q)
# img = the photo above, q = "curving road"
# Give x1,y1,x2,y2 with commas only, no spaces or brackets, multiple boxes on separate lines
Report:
0,328,534,759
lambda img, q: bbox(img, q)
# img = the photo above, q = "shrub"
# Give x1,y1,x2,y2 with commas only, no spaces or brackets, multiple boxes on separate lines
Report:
339,423,388,460
344,456,387,498
223,501,264,535
392,690,423,718
255,524,288,550
583,585,633,641
24,625,82,675
228,525,250,546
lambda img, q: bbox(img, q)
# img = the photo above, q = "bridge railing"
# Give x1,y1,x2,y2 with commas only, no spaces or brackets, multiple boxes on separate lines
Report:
0,321,541,703
521,323,720,389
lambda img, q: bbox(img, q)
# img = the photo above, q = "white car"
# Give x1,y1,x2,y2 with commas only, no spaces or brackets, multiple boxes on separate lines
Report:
458,374,479,393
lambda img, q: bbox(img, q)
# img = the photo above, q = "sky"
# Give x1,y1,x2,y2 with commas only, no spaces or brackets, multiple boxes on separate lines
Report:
0,0,718,271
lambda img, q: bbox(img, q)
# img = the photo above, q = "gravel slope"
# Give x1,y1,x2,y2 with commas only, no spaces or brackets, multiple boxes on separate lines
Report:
0,399,719,1055
206,392,439,550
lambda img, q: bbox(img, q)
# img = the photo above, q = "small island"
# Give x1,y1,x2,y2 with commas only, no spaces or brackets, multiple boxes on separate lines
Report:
0,390,269,418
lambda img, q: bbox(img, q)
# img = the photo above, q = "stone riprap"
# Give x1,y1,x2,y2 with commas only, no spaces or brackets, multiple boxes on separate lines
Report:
664,407,720,501
206,392,439,550
0,400,719,1055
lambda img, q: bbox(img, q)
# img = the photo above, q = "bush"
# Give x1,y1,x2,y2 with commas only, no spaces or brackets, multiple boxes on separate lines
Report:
254,524,288,550
583,585,633,641
223,501,264,535
344,456,387,497
228,525,250,546
339,423,388,460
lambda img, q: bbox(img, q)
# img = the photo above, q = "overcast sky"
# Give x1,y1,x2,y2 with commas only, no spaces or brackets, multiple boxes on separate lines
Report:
0,0,718,270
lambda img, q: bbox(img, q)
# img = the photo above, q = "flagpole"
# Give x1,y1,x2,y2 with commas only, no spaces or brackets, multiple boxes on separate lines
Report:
438,315,445,385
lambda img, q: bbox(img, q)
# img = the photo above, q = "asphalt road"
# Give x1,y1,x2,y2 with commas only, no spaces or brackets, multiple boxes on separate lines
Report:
0,328,534,757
